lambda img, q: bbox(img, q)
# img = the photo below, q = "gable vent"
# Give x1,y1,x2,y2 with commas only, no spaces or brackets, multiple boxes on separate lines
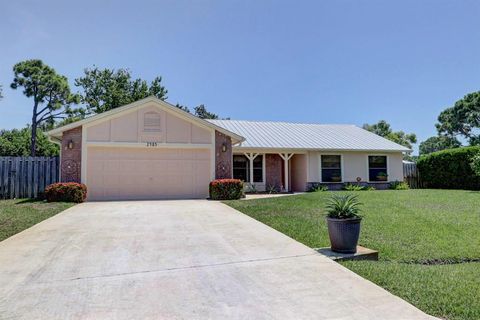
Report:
144,112,161,132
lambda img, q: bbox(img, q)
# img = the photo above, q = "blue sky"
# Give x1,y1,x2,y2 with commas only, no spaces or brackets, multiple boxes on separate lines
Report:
1,0,479,154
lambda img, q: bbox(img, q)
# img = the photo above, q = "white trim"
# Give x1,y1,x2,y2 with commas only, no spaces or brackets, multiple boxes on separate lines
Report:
278,153,294,192
319,153,344,183
210,129,216,181
232,147,408,153
81,125,87,185
262,154,266,185
366,154,389,183
85,141,212,149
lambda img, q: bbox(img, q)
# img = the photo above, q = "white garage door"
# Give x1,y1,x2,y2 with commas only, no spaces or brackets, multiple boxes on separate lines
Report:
86,147,211,201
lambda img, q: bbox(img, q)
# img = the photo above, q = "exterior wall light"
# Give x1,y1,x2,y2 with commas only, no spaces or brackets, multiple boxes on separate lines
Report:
67,140,74,150
221,143,228,153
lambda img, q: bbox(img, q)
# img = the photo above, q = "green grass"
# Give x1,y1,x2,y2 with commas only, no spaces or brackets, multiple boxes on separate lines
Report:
225,190,480,320
0,199,74,242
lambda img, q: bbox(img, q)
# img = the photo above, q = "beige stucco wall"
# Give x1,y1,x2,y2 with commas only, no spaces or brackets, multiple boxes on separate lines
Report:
291,154,307,191
86,104,212,144
307,151,404,183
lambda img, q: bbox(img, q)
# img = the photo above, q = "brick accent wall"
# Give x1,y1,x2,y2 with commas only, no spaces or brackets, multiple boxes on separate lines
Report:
61,126,82,183
215,130,232,179
266,154,283,191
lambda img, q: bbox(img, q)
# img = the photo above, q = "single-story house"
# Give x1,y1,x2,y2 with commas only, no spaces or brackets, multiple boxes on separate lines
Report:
47,96,410,200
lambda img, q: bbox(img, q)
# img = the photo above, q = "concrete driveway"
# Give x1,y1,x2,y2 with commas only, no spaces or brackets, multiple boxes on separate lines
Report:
0,200,435,319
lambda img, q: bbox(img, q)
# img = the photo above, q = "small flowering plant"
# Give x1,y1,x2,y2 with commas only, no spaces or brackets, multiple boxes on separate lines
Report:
209,179,244,200
45,182,87,203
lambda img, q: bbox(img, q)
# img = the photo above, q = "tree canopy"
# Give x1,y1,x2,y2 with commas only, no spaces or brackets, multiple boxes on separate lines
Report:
193,104,219,119
362,120,417,150
419,135,462,155
0,84,3,100
436,91,480,145
10,59,78,156
74,67,168,115
0,127,58,156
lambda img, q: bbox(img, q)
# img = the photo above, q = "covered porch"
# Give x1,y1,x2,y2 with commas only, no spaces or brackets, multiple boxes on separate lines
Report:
231,151,307,193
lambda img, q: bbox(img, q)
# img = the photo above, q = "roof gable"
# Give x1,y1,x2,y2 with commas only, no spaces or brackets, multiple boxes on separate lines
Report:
47,97,244,143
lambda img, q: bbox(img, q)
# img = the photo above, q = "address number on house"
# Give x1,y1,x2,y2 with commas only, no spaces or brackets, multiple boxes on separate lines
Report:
146,142,159,147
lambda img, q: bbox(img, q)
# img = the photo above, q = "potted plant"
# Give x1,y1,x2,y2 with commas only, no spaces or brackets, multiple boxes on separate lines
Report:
325,194,363,253
376,172,388,181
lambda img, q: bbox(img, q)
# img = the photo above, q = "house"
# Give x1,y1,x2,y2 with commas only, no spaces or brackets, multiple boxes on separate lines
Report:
47,96,410,200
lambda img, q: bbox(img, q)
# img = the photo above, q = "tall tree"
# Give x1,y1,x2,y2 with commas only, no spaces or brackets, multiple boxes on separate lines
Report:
10,59,78,156
419,135,462,155
436,91,480,145
194,104,219,119
362,120,417,150
74,67,168,115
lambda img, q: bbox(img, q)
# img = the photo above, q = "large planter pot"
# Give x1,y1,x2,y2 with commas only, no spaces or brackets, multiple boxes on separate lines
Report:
326,217,362,253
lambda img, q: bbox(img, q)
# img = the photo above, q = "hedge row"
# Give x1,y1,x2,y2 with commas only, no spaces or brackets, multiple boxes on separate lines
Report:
417,146,480,190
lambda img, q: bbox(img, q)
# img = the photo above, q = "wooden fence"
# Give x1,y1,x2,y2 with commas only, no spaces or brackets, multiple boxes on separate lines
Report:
403,161,423,189
0,157,60,199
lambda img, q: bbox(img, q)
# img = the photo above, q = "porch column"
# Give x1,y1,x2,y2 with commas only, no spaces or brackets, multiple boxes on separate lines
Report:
279,153,294,192
244,153,259,184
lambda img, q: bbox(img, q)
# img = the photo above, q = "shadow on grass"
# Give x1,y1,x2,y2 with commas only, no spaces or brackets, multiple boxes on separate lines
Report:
15,198,44,205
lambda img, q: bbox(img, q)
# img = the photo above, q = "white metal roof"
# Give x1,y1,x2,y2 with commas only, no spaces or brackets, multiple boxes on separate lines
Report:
208,120,411,152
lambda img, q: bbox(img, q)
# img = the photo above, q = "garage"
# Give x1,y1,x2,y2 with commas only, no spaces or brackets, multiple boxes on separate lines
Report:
86,147,211,200
47,97,242,201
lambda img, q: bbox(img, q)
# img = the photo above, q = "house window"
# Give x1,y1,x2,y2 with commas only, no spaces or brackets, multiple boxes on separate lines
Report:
233,155,264,183
253,156,263,183
233,155,249,181
369,156,388,181
144,112,161,132
321,155,342,182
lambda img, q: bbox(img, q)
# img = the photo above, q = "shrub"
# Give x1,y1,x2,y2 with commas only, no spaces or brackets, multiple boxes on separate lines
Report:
417,146,480,190
325,194,363,219
308,185,329,192
45,182,87,203
389,181,410,190
246,183,258,194
342,184,376,191
343,183,365,191
209,179,244,200
471,152,480,176
266,184,279,194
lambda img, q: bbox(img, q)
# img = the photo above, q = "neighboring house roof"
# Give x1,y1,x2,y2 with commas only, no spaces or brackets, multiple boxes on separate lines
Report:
208,120,411,152
46,96,245,143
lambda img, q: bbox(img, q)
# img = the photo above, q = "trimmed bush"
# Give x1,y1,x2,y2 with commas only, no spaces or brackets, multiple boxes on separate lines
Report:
209,179,244,200
45,182,87,203
389,181,410,190
417,146,480,190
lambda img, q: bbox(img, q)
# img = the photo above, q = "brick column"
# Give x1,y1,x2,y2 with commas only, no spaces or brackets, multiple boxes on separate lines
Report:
61,126,82,183
215,130,232,179
265,154,283,191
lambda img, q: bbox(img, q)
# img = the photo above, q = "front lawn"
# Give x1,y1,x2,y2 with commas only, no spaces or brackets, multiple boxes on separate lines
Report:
225,190,480,320
0,199,74,242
